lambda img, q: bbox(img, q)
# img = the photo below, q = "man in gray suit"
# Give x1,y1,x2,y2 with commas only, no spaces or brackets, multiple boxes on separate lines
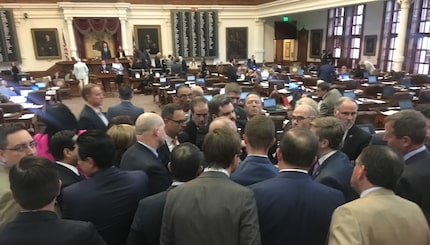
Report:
317,82,342,117
107,85,144,123
160,127,261,245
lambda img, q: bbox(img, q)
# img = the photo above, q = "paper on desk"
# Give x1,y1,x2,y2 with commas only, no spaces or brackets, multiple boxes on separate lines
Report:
380,110,399,116
19,114,35,119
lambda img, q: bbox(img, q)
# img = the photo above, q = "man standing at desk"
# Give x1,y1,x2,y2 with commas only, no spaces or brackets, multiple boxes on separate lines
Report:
99,60,112,94
73,58,89,90
100,42,112,60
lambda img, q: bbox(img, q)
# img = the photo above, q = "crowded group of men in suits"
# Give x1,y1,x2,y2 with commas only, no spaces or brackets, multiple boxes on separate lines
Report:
1,73,430,245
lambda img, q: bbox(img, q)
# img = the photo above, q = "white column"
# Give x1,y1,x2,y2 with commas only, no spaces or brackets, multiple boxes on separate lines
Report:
120,17,129,56
393,0,413,71
254,18,265,63
65,17,78,59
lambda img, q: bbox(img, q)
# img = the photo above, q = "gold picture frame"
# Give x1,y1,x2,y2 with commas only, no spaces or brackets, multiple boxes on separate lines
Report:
134,25,162,55
31,28,61,60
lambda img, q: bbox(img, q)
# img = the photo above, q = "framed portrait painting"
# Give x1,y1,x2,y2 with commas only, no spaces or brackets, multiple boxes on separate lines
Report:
226,27,247,60
310,29,323,58
134,25,162,55
364,35,377,56
31,28,61,60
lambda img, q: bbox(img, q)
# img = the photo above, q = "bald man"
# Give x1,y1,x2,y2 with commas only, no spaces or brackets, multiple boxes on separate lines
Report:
120,113,172,195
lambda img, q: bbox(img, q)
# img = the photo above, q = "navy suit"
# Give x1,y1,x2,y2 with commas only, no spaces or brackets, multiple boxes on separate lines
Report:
101,49,112,60
62,167,149,245
231,155,278,186
106,101,144,123
341,125,372,160
318,63,336,83
227,64,238,82
310,151,358,201
249,171,344,245
183,120,208,149
0,211,105,245
78,105,107,131
55,163,85,189
120,142,172,195
396,148,430,225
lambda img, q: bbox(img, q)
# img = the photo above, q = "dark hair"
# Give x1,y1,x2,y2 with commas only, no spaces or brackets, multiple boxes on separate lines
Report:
49,130,76,161
76,130,114,169
119,85,133,100
357,145,404,190
279,127,318,168
317,82,330,92
42,104,78,141
225,83,242,94
203,127,241,168
108,115,134,129
415,103,430,119
190,96,208,113
385,110,426,145
170,143,203,182
9,156,59,210
161,103,183,120
245,115,275,151
0,124,27,149
208,94,232,117
311,117,346,150
81,83,98,101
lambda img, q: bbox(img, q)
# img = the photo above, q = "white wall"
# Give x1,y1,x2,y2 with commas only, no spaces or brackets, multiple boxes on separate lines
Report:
362,1,384,65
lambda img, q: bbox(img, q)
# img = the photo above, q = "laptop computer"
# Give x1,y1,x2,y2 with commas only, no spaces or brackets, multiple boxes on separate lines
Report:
35,82,47,89
368,76,377,83
196,78,205,87
399,99,413,110
159,77,167,85
343,90,356,99
263,98,278,111
382,86,395,99
340,74,350,80
187,75,196,81
203,94,213,101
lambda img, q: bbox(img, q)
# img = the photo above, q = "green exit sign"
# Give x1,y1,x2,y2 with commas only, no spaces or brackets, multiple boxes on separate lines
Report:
283,16,289,22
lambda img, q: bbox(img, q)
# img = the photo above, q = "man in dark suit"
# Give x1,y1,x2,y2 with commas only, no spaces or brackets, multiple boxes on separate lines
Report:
318,60,336,83
121,112,172,195
225,82,247,123
183,96,209,149
62,130,149,245
78,84,108,131
309,117,358,201
143,47,152,70
100,42,112,60
0,156,105,245
334,97,371,160
170,57,182,76
249,128,344,245
49,130,85,189
99,60,112,93
384,110,430,225
227,58,239,82
247,54,257,70
128,143,203,245
231,115,277,186
107,85,144,122
160,128,261,245
154,52,162,68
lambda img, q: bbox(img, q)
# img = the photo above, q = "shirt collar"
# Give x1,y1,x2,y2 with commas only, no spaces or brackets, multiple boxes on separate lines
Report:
279,168,309,174
86,103,102,113
404,145,427,161
204,167,230,177
138,141,159,157
360,186,384,198
56,161,80,176
318,150,337,166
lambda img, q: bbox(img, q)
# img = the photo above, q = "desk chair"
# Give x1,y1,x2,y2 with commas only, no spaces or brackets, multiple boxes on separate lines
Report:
388,92,413,107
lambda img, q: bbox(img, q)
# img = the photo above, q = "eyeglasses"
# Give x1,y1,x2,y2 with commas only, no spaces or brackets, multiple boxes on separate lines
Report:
168,119,187,125
178,94,192,99
291,115,310,121
2,141,37,152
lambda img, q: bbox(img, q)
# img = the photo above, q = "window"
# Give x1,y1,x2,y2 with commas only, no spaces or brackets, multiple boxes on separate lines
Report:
379,1,400,72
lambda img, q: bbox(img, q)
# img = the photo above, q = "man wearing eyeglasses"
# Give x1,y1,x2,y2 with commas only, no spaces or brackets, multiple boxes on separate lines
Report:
174,85,192,115
291,104,317,129
0,125,35,224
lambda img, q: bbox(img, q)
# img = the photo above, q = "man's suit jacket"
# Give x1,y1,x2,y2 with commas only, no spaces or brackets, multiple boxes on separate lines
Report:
99,64,111,73
157,133,190,168
318,88,342,117
396,148,430,225
310,151,358,201
121,142,172,195
55,163,85,189
101,49,112,60
154,56,162,68
328,189,430,245
78,105,107,131
341,125,372,160
249,171,344,245
62,167,149,245
318,63,336,83
0,211,105,245
227,64,239,82
170,63,182,76
128,187,173,245
231,155,278,186
183,120,208,148
235,106,247,124
106,101,144,122
160,171,261,245
0,165,21,224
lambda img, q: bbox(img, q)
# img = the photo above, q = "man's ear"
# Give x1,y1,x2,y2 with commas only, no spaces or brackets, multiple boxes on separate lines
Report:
167,162,172,174
0,150,7,163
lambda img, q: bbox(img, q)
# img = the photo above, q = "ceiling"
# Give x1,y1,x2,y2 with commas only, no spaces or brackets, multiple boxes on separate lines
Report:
2,0,277,5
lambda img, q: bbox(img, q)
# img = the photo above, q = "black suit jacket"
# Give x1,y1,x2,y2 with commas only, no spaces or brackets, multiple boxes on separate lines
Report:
227,64,238,82
183,120,208,149
154,57,162,68
101,49,112,60
310,151,358,201
0,211,105,245
157,133,190,168
121,142,172,195
99,64,111,73
62,167,149,245
128,187,175,245
106,101,145,122
396,148,430,225
341,125,372,160
55,163,85,189
78,105,107,131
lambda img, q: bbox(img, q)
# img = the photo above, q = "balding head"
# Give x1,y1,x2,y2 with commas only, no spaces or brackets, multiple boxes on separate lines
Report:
209,116,237,132
292,104,317,129
135,113,164,136
191,86,204,98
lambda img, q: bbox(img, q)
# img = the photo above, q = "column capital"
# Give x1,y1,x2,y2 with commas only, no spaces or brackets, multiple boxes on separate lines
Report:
397,0,414,7
119,17,127,23
254,18,265,25
64,17,73,23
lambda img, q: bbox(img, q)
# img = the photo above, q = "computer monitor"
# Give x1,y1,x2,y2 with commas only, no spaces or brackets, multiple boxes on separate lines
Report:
382,85,395,99
419,90,430,103
263,98,277,108
196,78,205,87
30,85,39,91
343,90,355,99
175,83,185,89
399,99,413,110
400,77,412,88
240,92,249,100
187,75,196,81
269,80,285,89
35,82,47,89
368,76,377,83
297,69,305,76
288,82,299,90
340,74,350,80
159,77,167,84
17,73,31,81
